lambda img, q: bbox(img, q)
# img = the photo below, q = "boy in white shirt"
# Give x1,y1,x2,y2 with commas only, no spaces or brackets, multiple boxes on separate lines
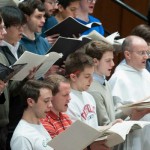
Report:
65,52,110,150
10,80,53,150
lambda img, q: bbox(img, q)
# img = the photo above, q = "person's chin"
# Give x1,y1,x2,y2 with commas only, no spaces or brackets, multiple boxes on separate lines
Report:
88,8,94,14
63,108,67,112
18,35,22,40
48,11,53,16
37,27,42,32
42,114,46,119
106,72,111,77
84,86,89,91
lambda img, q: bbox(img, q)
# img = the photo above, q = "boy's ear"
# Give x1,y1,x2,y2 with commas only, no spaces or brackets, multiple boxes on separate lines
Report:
58,4,64,12
70,73,77,82
27,98,35,107
24,14,30,22
93,58,99,66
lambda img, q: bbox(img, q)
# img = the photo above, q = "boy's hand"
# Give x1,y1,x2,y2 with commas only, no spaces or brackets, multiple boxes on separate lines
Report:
46,34,59,45
27,67,38,79
90,140,110,150
0,80,7,94
130,108,150,120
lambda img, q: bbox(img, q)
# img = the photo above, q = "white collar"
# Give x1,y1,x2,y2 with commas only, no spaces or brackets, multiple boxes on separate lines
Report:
2,40,20,60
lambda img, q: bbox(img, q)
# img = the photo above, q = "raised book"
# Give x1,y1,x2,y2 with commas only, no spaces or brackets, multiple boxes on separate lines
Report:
118,96,150,115
0,63,27,82
44,17,101,38
47,36,92,66
81,30,125,53
48,120,150,150
81,30,124,45
11,51,63,80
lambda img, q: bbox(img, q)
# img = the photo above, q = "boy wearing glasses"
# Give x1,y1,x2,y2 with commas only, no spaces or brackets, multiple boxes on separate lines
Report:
42,0,81,44
76,0,104,35
0,14,7,100
42,0,58,17
0,13,8,150
0,6,39,150
41,0,58,39
109,35,150,150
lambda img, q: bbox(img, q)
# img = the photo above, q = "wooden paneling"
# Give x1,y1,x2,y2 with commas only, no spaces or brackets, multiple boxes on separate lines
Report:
94,0,149,37
121,0,149,36
94,0,123,35
93,0,149,67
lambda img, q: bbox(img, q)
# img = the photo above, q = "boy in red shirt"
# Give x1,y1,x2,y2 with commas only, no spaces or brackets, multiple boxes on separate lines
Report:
41,74,72,138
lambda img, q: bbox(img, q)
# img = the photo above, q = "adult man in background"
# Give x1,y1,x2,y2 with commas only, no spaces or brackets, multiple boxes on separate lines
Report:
109,35,150,150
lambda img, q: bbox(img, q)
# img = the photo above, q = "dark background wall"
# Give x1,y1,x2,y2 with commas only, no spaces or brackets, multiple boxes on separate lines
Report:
94,0,149,37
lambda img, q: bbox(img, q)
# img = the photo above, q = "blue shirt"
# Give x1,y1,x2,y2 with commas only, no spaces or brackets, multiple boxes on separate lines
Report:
41,16,58,37
93,73,105,85
20,33,51,55
76,15,104,36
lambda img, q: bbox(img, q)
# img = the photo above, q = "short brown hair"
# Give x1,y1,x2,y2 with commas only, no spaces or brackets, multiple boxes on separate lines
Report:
85,40,114,60
21,80,52,110
65,52,94,78
0,5,26,28
131,24,150,43
44,74,69,96
19,0,45,16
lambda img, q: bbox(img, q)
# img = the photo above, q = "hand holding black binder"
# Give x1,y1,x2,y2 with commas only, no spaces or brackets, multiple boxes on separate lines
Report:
44,17,101,38
0,63,27,82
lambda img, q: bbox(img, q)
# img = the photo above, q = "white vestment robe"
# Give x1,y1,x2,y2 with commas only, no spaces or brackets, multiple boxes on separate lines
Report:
109,60,150,150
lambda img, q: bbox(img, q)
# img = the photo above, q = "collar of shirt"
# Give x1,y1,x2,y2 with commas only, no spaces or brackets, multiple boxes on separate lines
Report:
1,40,20,60
93,73,105,85
47,111,64,121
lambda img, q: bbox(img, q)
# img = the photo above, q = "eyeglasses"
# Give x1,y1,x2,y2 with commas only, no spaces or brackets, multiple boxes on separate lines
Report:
131,50,150,56
0,25,6,33
87,0,97,3
46,0,58,6
10,24,24,30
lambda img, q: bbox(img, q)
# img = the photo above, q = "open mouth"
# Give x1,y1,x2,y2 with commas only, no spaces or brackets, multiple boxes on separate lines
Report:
65,104,68,107
108,69,112,72
142,61,146,64
19,33,22,35
89,6,94,10
39,26,43,29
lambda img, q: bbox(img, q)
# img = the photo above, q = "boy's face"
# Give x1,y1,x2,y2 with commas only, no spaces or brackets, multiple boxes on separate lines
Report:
80,0,96,14
51,82,71,115
44,0,58,17
26,9,45,33
72,66,94,91
4,25,23,44
0,20,7,43
95,51,114,77
59,1,80,19
31,88,52,119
